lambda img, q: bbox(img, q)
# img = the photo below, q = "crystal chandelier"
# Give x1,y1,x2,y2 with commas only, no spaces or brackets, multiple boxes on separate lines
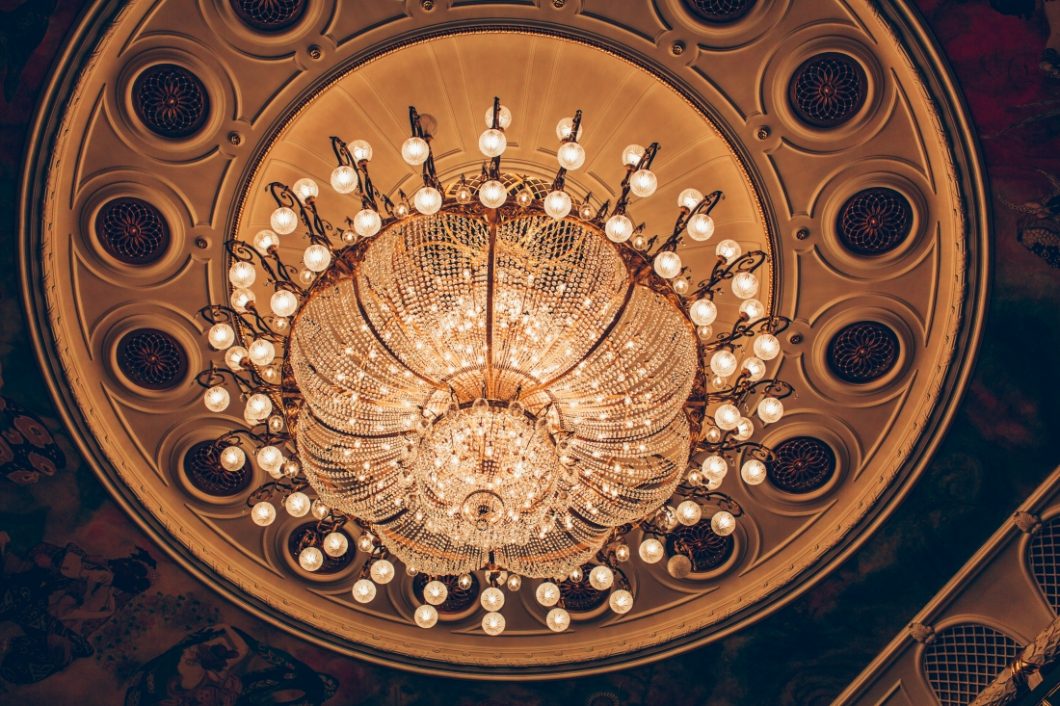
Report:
198,99,793,634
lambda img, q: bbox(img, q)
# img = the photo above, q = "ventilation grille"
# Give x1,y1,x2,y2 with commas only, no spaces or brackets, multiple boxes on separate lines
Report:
1029,518,1060,613
922,623,1022,706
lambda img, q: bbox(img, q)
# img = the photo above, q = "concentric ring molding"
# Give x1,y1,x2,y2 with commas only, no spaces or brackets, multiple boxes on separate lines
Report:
19,0,988,678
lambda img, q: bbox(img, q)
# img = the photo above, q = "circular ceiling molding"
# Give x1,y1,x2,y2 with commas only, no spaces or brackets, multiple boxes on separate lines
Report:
20,0,989,679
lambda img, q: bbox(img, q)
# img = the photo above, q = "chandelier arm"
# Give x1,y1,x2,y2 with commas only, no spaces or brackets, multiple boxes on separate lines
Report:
611,142,660,217
246,476,309,508
658,190,724,254
690,249,769,300
484,209,499,397
226,238,303,294
708,314,792,350
199,304,278,344
194,364,258,395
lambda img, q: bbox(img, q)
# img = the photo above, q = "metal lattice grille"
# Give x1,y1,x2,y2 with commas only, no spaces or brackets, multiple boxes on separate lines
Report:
183,441,251,497
667,520,734,571
837,188,913,255
767,437,836,493
789,53,867,128
413,573,481,613
1029,518,1060,612
922,624,1023,706
117,329,188,390
230,0,306,31
95,198,170,264
132,64,209,138
826,321,899,383
683,0,754,23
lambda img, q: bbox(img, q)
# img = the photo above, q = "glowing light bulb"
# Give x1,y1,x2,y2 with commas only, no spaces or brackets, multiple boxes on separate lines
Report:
605,214,634,243
352,579,377,603
228,262,256,288
689,298,717,326
676,500,702,526
302,244,331,273
668,555,692,578
424,580,448,605
653,251,682,279
480,587,505,612
208,323,235,350
710,350,738,377
556,116,582,141
322,532,348,557
292,177,319,201
609,589,634,614
256,445,283,473
415,604,438,628
409,185,441,215
536,581,560,607
714,403,741,431
253,229,279,254
478,128,507,157
224,346,247,370
401,137,430,165
686,213,715,241
270,290,298,317
735,417,754,441
621,143,645,167
330,165,358,194
557,142,586,170
507,574,522,591
270,207,298,235
589,565,614,590
485,104,512,129
248,338,275,366
740,299,765,320
711,510,736,536
544,190,572,219
478,180,507,208
743,356,767,381
741,459,767,485
482,612,506,636
678,187,704,210
753,333,781,360
350,140,373,162
284,491,310,517
701,455,728,481
546,607,570,633
638,538,664,563
203,385,229,412
757,397,784,424
716,239,742,262
250,501,276,526
629,169,657,197
299,547,323,572
731,272,759,299
230,288,254,312
354,209,381,237
370,559,395,584
245,394,272,421
220,445,245,471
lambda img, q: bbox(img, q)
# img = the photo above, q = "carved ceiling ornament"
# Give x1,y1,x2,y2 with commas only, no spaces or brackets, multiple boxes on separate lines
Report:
19,0,988,678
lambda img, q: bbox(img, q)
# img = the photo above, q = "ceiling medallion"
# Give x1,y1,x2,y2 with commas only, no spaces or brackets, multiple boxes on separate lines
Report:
197,100,794,634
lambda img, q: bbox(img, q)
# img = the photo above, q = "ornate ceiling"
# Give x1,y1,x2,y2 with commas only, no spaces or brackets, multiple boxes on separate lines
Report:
18,0,989,678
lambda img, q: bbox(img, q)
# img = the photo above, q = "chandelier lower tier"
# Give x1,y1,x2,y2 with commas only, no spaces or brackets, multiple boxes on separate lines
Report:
198,100,794,635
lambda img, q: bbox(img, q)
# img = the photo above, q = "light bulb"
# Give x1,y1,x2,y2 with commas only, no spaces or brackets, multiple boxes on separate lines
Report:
270,290,298,317
482,612,506,636
757,397,784,424
674,278,690,295
330,165,358,194
245,393,272,420
544,190,572,219
302,244,331,272
743,356,767,381
413,186,442,215
556,116,582,141
228,261,256,288
614,544,631,562
457,573,473,590
716,239,742,262
753,333,781,360
711,510,736,536
589,565,614,590
710,350,738,377
740,299,765,320
678,187,704,210
401,137,430,165
224,346,247,370
292,177,319,201
569,567,584,583
299,547,323,572
208,323,235,350
480,587,505,612
653,251,682,279
714,403,741,431
507,574,522,591
605,214,634,243
485,104,512,129
701,455,728,481
284,492,310,517
478,128,507,157
667,555,693,579
638,538,664,564
741,459,767,485
203,385,230,412
350,140,373,162
352,578,377,603
311,499,329,521
686,213,715,241
230,287,254,312
546,607,570,633
735,416,755,440
609,589,634,614
424,580,448,606
536,581,560,607
253,229,279,254
250,501,276,526
220,445,245,471
270,207,298,235
621,143,645,167
248,338,275,366
323,532,348,557
414,604,439,628
478,180,507,208
731,272,759,299
256,445,283,473
354,209,381,237
676,500,702,526
557,142,586,170
689,298,717,326
455,184,472,204
370,559,395,584
629,169,657,197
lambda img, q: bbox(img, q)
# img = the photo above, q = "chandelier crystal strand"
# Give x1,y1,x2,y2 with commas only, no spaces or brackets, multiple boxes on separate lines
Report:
196,97,793,635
